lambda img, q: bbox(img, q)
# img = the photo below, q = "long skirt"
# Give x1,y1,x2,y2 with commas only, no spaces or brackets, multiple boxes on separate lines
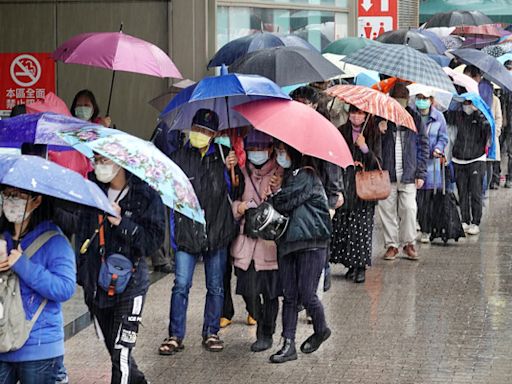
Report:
330,206,374,268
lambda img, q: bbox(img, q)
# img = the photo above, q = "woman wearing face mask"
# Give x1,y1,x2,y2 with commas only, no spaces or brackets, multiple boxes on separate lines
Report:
267,142,331,364
330,105,382,284
412,92,448,244
70,89,111,128
0,187,76,384
229,130,284,352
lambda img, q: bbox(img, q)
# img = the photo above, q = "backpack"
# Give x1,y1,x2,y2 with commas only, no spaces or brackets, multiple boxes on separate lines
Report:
0,230,59,353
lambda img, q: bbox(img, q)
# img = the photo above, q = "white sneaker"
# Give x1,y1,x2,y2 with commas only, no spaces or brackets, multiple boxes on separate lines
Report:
462,223,470,233
467,224,480,235
420,233,430,243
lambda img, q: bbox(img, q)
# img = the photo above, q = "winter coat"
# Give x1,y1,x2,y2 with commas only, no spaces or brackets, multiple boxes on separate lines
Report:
413,106,449,190
231,159,283,271
380,106,429,184
447,109,492,162
0,221,76,362
490,94,503,161
56,175,165,308
272,167,331,257
170,144,241,255
338,120,382,210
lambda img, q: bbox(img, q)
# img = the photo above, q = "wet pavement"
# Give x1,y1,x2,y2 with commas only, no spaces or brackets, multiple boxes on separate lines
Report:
64,187,512,384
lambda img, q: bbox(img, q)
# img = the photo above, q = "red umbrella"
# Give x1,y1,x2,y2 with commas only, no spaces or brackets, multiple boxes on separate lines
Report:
325,84,417,132
25,92,72,116
233,99,353,168
451,25,501,38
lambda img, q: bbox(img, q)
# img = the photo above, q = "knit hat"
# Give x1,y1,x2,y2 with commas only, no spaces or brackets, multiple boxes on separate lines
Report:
245,130,273,148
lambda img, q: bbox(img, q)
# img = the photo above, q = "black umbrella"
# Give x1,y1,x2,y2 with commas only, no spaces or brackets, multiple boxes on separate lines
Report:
377,29,443,54
424,10,493,28
229,46,343,87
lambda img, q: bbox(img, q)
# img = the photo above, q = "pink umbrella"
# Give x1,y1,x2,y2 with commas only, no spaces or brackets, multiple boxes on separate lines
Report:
25,92,72,116
233,99,353,168
53,26,182,115
443,67,480,95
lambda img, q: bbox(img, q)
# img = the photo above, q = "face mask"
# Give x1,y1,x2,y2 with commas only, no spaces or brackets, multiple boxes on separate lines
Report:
462,105,474,115
415,99,431,110
247,150,269,166
189,131,212,149
2,197,31,224
214,136,231,148
395,98,408,108
75,106,94,121
276,152,292,169
95,163,121,183
349,113,366,127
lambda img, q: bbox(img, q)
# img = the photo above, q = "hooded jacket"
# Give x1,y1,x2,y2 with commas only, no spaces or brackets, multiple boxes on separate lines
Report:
447,109,491,162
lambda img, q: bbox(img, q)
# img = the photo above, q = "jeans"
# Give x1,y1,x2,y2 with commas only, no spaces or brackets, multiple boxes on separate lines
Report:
55,355,68,383
454,162,485,225
0,357,60,384
169,248,227,339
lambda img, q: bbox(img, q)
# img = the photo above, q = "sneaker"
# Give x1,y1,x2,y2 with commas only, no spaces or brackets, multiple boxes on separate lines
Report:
403,244,418,261
467,224,480,235
420,233,430,243
462,223,470,233
383,246,399,260
220,317,232,328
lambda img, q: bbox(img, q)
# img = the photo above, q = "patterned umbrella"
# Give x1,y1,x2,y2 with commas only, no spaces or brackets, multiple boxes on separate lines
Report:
440,35,463,50
341,44,456,93
324,85,416,131
482,44,507,58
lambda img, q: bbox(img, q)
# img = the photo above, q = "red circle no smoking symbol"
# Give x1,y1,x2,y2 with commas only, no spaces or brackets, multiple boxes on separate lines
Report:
10,54,42,87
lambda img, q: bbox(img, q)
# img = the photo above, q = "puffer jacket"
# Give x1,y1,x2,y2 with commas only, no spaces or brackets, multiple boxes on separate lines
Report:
272,167,331,257
231,159,283,271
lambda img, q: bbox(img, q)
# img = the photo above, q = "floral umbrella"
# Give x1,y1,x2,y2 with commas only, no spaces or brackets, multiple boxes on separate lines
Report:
57,126,205,224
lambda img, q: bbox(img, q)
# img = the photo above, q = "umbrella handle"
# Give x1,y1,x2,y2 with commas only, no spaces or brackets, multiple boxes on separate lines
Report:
80,229,99,255
106,70,116,117
231,166,239,187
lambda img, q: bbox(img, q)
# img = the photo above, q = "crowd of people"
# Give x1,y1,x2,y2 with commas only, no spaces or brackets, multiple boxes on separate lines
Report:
0,55,511,384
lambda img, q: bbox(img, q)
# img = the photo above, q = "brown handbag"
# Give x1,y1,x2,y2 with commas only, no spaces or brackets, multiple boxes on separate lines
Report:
354,160,391,201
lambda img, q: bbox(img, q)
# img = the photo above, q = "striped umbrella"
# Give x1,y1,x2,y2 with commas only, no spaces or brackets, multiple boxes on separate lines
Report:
341,44,456,93
325,85,416,132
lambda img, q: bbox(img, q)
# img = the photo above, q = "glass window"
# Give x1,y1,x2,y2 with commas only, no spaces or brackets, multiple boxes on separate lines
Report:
217,6,348,51
251,0,348,6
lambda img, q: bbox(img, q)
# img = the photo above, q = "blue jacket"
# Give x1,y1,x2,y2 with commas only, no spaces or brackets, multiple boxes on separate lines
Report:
0,221,76,362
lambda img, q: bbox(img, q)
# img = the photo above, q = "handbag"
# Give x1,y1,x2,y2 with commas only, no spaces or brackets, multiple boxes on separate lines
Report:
244,202,289,241
355,159,391,201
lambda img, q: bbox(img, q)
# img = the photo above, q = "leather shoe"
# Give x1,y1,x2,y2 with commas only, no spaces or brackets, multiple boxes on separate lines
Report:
403,244,418,260
300,328,331,354
383,246,398,260
354,267,365,283
269,338,297,363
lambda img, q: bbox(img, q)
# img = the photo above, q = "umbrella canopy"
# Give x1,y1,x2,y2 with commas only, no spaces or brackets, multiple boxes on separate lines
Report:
452,25,502,38
322,53,368,79
325,85,416,131
229,46,343,87
0,154,117,217
406,83,453,112
354,71,381,88
207,32,316,68
148,79,196,112
482,44,507,58
57,126,204,224
160,71,290,131
53,31,182,78
25,92,71,116
322,37,379,56
377,29,443,55
497,53,512,64
233,99,353,168
341,44,456,93
440,35,464,50
424,10,493,28
450,48,512,92
443,67,480,94
460,36,499,50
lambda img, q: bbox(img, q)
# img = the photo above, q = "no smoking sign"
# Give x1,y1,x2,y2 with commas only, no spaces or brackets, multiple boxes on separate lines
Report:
10,54,42,87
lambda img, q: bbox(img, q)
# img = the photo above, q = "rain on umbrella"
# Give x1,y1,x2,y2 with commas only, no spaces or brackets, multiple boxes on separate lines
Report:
341,43,456,93
233,99,354,168
322,37,379,56
53,25,183,115
424,10,493,28
57,126,205,224
377,29,444,55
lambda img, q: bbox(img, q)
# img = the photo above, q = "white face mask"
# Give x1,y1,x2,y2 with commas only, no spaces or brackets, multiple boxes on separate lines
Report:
94,163,121,183
247,150,269,166
2,197,30,224
462,105,475,115
276,152,292,169
75,106,94,121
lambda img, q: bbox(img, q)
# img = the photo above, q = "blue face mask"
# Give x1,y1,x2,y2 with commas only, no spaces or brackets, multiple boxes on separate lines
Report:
247,150,269,166
415,98,431,110
276,152,291,169
214,136,231,148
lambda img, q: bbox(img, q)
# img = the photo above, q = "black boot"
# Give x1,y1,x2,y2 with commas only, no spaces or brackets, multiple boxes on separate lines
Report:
354,267,366,283
251,325,273,352
300,328,331,354
269,338,297,363
506,177,512,188
345,267,355,280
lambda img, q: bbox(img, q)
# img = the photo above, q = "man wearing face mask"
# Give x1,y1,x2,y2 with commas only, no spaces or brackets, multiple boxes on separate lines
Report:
446,100,491,235
378,82,429,261
159,109,241,355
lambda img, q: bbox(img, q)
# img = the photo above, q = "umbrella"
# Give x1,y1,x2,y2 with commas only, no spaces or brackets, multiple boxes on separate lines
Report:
324,85,416,131
148,79,196,112
377,29,443,54
160,69,291,131
322,53,368,79
442,67,480,95
57,126,204,224
424,11,493,28
53,26,182,115
322,37,379,56
497,53,512,64
341,44,456,93
229,46,343,87
427,53,451,67
354,71,381,88
406,83,453,112
207,32,316,68
461,36,499,49
452,25,502,38
25,92,71,116
450,48,512,92
440,35,464,50
232,99,353,168
0,154,117,217
482,44,507,58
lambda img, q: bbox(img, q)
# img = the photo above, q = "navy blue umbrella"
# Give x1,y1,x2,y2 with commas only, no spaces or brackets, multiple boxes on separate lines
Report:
208,32,316,68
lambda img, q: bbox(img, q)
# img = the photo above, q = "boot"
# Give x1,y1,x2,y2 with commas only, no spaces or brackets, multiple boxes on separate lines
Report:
251,325,273,352
354,267,365,283
300,328,331,354
269,338,297,363
505,176,512,188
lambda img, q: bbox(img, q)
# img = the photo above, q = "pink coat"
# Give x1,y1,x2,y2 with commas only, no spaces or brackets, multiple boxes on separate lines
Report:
231,159,283,271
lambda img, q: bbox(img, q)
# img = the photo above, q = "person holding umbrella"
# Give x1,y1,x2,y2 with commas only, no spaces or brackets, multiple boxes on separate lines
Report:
70,89,111,127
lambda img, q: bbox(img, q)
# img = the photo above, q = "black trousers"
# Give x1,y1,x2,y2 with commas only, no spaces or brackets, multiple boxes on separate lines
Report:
500,129,512,179
454,162,485,226
222,259,255,320
91,295,146,384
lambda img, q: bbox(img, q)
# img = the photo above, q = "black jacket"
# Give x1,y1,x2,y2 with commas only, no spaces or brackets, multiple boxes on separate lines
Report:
447,110,492,161
170,144,242,254
272,167,331,257
56,175,166,308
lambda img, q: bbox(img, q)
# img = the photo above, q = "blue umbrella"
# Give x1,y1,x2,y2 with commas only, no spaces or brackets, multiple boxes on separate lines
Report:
427,53,451,67
160,67,291,130
417,29,447,54
208,32,316,68
497,53,512,64
0,154,117,216
354,70,380,87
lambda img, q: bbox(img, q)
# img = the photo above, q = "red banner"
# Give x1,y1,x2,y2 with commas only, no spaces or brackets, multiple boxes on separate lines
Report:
0,53,55,112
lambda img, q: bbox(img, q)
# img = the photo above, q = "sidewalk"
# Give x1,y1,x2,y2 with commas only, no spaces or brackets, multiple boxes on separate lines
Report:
64,188,512,384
